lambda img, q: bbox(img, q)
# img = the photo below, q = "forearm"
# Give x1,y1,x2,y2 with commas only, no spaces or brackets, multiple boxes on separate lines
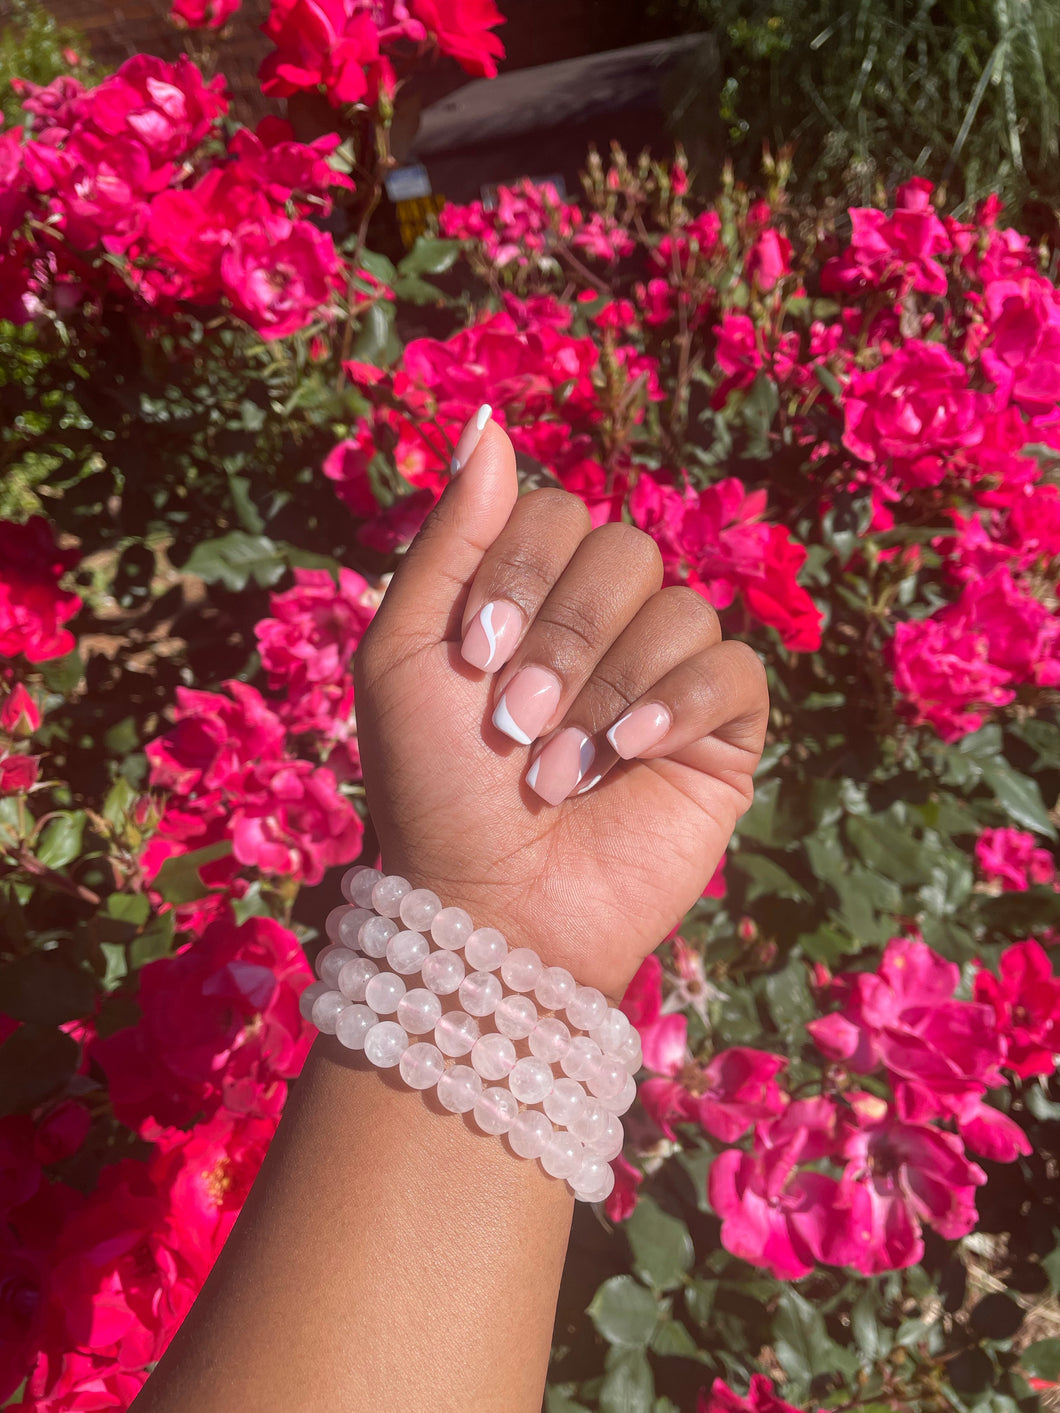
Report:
134,1036,574,1413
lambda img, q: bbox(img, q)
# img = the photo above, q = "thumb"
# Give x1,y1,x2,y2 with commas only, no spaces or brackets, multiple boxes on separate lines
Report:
366,406,519,652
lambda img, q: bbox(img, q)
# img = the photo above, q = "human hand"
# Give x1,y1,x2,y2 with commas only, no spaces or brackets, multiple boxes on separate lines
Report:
353,412,770,1002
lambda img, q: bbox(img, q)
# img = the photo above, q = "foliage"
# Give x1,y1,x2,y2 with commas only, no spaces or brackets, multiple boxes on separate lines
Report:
1,2,1060,1410
0,0,90,129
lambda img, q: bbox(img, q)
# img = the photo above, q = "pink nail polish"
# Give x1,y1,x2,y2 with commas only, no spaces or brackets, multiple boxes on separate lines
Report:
450,403,492,474
492,666,561,745
461,600,524,672
526,729,595,806
606,702,672,759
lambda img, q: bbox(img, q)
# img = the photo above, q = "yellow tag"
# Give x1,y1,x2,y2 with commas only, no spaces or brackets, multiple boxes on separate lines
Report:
395,193,446,249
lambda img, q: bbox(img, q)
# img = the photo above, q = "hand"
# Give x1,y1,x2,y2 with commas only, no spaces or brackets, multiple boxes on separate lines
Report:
353,413,770,1002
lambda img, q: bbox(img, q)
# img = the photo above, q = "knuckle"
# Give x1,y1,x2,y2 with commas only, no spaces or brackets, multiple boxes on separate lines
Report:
521,486,591,531
536,598,608,656
587,521,663,579
657,584,721,637
588,657,646,708
484,547,557,601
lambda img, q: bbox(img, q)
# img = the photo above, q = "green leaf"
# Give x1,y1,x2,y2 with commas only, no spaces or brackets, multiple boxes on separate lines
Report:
734,853,811,903
227,473,265,534
845,813,931,884
852,1286,893,1360
797,922,852,965
969,1293,1023,1341
978,757,1057,839
129,911,175,970
544,1391,591,1413
359,248,398,284
105,893,151,926
650,1318,701,1359
734,776,780,846
350,301,399,367
1021,1338,1060,1380
35,810,86,869
741,371,779,458
0,951,96,1026
153,840,234,904
771,1287,859,1383
0,1025,79,1116
626,1196,694,1292
588,1276,659,1348
392,274,447,305
181,532,288,591
598,1347,654,1413
764,961,814,1036
38,647,83,695
397,235,461,277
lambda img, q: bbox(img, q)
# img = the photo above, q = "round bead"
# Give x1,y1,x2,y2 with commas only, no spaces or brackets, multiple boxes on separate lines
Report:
572,1156,615,1203
615,1030,643,1071
535,966,576,1012
431,906,474,950
590,1113,625,1161
465,927,508,972
435,1010,480,1058
340,865,371,903
310,989,347,1034
543,1077,587,1127
386,929,430,975
561,1035,603,1081
358,914,398,958
604,1071,638,1116
570,1096,609,1145
566,985,608,1032
494,993,538,1040
541,1130,583,1179
591,1008,632,1055
372,875,411,919
337,956,379,1003
577,1164,616,1204
399,1042,445,1090
459,970,502,1017
421,950,465,995
324,906,351,943
588,1056,629,1104
508,1110,553,1160
364,972,406,1015
396,987,443,1035
501,946,543,992
473,1086,518,1136
399,888,442,931
318,945,356,989
436,1064,482,1114
335,1003,376,1050
364,1020,408,1068
349,867,383,908
471,1032,517,1081
508,1056,554,1105
328,906,373,948
528,1016,571,1063
298,979,329,1022
313,944,339,982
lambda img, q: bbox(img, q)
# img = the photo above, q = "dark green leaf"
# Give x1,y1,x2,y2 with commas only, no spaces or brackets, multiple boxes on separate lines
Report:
129,911,175,970
626,1196,694,1292
38,648,84,695
181,533,287,591
392,274,447,305
741,372,779,458
153,840,234,904
851,1286,892,1360
1021,1338,1060,1380
599,1347,654,1413
979,758,1057,839
544,1391,591,1413
845,813,931,884
650,1319,701,1359
734,853,811,903
948,1346,995,1395
969,1293,1023,1341
588,1276,659,1348
398,236,461,277
0,951,96,1026
35,811,86,870
734,776,780,846
0,1025,79,1116
764,961,814,1035
771,1288,859,1382
105,893,151,926
359,248,397,284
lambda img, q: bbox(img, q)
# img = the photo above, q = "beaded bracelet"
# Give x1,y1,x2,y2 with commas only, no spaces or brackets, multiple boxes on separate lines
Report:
299,866,642,1203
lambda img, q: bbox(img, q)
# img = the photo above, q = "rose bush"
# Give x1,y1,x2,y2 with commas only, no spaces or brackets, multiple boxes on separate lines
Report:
1,3,1059,1409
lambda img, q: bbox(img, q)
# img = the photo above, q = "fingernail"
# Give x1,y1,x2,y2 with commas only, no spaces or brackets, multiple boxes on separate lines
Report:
606,702,672,759
526,729,596,806
461,599,524,673
450,403,492,474
492,665,561,745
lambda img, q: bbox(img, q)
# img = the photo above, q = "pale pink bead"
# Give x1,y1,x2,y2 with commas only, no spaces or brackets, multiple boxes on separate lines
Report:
364,972,406,1015
431,906,474,950
615,1030,643,1071
528,1017,571,1063
494,993,537,1040
333,907,373,949
422,949,465,995
349,867,383,908
364,1020,408,1067
590,1113,625,1161
587,1056,628,1104
436,1064,482,1114
298,979,328,1022
471,1032,517,1081
335,1003,376,1050
508,1056,554,1105
310,989,347,1034
319,946,356,990
435,1010,480,1057
386,930,430,975
535,966,576,1012
314,943,341,981
324,906,351,943
372,874,411,918
591,1008,632,1055
541,1130,583,1179
396,988,442,1035
459,970,502,1017
340,865,371,903
465,927,508,972
337,956,379,1003
585,1163,615,1203
604,1071,638,1116
473,1086,518,1136
561,1035,603,1081
566,985,607,1032
500,946,543,992
399,1042,445,1090
570,1096,609,1145
359,915,397,958
399,888,442,931
543,1077,586,1127
572,1154,615,1203
508,1109,553,1160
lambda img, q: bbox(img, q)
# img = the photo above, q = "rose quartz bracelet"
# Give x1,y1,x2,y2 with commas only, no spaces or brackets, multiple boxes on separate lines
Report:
299,867,641,1203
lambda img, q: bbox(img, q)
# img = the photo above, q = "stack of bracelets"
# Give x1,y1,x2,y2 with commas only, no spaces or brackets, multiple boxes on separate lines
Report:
299,865,641,1204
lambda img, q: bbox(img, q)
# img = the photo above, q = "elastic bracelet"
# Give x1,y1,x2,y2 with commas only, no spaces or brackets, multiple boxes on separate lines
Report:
299,867,641,1203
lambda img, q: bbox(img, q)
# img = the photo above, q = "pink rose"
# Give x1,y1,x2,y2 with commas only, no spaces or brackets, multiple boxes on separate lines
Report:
0,518,81,663
220,215,343,340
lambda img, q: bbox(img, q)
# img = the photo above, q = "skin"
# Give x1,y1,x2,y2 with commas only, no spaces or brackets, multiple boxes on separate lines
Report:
132,418,770,1413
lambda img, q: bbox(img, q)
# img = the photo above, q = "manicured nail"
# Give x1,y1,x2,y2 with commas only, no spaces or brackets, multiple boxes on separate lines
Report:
461,599,524,673
450,403,492,474
526,729,596,806
492,666,561,745
606,702,672,759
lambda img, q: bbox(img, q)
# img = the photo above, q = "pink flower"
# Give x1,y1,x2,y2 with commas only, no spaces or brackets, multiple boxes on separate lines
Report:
255,567,375,695
220,215,343,340
975,827,1056,892
231,756,363,884
746,228,791,292
0,753,40,794
171,0,241,26
699,1374,822,1413
0,684,41,737
410,0,505,76
259,0,394,106
0,518,80,663
604,1154,642,1223
981,276,1060,415
146,680,286,796
975,939,1060,1078
823,178,951,298
81,54,227,164
890,613,1015,742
